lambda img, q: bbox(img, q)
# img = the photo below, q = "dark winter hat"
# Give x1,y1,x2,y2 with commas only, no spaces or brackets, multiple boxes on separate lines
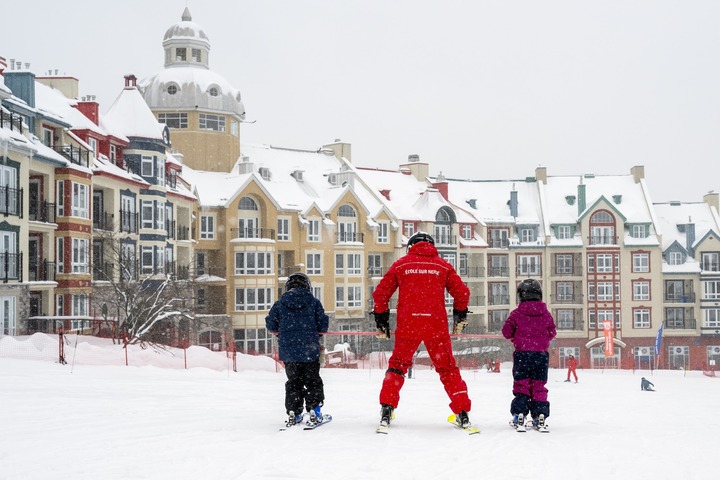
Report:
285,272,312,291
407,231,435,252
517,278,542,302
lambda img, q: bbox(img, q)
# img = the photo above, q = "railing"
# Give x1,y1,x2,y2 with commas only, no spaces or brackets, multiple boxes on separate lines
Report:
0,185,22,217
0,111,23,132
665,318,696,330
488,238,509,248
551,266,584,276
589,235,618,245
28,260,55,282
489,294,510,306
468,295,486,307
195,266,226,278
165,220,176,239
664,293,696,303
119,210,138,234
177,225,190,241
701,262,720,272
0,252,22,282
435,234,457,246
516,267,542,276
557,319,585,331
93,262,114,281
231,228,276,240
550,293,584,304
337,232,364,243
51,145,91,168
459,266,485,278
29,200,56,223
367,267,387,277
488,266,510,277
93,211,114,231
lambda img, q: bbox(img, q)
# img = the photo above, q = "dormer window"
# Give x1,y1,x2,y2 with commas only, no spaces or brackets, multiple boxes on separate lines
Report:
208,86,220,97
631,225,647,238
166,84,178,95
291,170,304,182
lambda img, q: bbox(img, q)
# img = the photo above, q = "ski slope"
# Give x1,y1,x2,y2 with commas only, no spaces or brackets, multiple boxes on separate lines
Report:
0,344,717,479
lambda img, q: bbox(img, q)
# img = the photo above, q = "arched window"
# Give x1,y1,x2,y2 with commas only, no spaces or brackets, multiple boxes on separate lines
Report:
208,85,221,97
434,207,455,245
237,196,261,238
166,83,178,95
589,210,616,245
338,204,358,242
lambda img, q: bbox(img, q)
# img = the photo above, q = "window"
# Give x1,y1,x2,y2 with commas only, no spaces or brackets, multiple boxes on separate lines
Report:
632,252,650,273
141,246,154,274
208,86,220,97
368,254,382,276
166,84,178,95
632,225,647,238
121,243,136,280
56,237,64,273
0,230,18,280
348,254,361,275
200,215,215,240
633,308,651,328
377,223,389,243
556,310,575,330
434,224,451,245
459,253,468,276
192,48,201,62
71,295,88,331
158,112,187,128
593,253,617,273
235,288,273,311
175,48,187,61
235,252,273,275
88,137,97,156
596,282,614,301
199,113,226,132
633,281,650,301
71,182,89,218
56,180,65,217
307,253,322,275
489,283,509,305
42,127,53,147
277,218,290,241
335,286,344,308
348,286,362,308
403,222,415,239
71,238,88,274
337,204,357,243
141,155,154,177
668,251,684,265
231,120,239,137
668,345,689,369
234,328,273,355
489,228,509,248
701,252,720,272
489,255,509,277
557,225,572,240
590,211,615,245
666,308,686,329
142,201,154,229
237,197,260,239
556,282,574,302
335,254,344,275
517,255,541,276
308,219,320,242
520,228,535,243
120,195,136,233
704,280,720,300
705,309,720,328
555,254,573,275
441,253,456,268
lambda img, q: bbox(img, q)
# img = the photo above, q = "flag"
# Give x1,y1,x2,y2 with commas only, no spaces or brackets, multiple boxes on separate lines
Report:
654,323,664,357
603,320,613,357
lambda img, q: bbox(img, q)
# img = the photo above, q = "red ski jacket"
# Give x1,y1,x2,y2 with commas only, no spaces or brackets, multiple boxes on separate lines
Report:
372,242,469,337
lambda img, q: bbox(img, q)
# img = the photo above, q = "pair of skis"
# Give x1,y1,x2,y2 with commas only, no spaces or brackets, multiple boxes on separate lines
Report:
279,414,333,431
510,419,549,433
375,414,480,435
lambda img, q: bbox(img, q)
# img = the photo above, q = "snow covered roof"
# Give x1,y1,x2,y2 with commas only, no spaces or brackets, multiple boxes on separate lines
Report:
654,201,720,252
105,85,165,140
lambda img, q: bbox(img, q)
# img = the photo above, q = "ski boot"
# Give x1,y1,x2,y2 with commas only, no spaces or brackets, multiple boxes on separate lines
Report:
286,410,304,427
512,413,527,432
454,410,471,429
307,405,323,426
379,404,394,427
532,414,549,432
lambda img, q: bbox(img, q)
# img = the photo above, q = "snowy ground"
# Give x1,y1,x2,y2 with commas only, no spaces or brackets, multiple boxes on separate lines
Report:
1,336,717,480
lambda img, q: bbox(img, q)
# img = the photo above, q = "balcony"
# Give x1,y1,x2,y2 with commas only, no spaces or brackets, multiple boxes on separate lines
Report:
701,262,720,272
177,225,191,241
29,200,56,223
51,144,91,168
336,232,364,243
468,295,486,307
557,319,585,331
489,294,510,306
93,211,114,231
551,266,583,276
231,228,276,240
119,210,138,234
589,235,618,246
0,185,22,217
488,266,510,277
29,261,56,282
278,265,302,277
550,293,584,304
664,317,696,330
0,111,23,132
165,219,176,239
664,292,695,303
367,266,387,277
435,234,457,246
488,238,509,249
459,266,485,278
93,262,114,281
0,252,22,282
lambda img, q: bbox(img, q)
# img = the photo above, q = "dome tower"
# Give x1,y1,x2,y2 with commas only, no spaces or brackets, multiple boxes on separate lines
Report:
139,8,245,173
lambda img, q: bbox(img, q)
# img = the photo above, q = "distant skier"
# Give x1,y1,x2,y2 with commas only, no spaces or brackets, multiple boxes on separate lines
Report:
372,232,473,430
641,377,655,391
565,354,578,383
266,272,329,427
502,279,557,432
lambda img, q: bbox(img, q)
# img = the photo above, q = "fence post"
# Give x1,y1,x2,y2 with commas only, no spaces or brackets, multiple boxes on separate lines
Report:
58,329,67,365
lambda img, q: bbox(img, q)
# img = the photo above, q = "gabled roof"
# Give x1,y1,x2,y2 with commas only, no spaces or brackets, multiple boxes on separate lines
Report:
578,195,628,222
105,86,165,140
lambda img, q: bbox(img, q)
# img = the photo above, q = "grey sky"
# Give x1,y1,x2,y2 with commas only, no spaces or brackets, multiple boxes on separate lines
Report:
2,0,719,202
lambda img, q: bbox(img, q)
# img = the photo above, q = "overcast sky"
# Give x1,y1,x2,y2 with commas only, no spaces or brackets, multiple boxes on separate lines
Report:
2,0,719,203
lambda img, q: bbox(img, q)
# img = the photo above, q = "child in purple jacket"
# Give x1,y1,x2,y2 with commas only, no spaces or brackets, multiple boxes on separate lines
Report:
502,279,557,431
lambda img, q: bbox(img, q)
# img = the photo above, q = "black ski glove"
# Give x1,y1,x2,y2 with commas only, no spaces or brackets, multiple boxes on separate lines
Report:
373,311,391,339
452,308,469,334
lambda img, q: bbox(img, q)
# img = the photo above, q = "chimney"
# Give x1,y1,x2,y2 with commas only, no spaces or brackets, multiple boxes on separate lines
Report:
321,140,352,163
76,98,100,125
400,154,429,181
380,189,391,201
578,181,586,216
631,165,645,183
124,74,137,88
686,220,696,256
432,172,448,200
704,191,720,212
3,70,36,107
508,190,518,218
535,166,547,184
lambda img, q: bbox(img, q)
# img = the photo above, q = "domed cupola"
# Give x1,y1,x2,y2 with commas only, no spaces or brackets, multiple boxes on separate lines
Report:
162,7,211,69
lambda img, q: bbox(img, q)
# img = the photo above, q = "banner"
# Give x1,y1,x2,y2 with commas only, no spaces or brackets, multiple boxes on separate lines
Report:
654,324,664,357
603,320,613,357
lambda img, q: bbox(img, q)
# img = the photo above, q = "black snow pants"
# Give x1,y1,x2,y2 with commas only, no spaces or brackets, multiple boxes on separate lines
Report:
284,361,324,414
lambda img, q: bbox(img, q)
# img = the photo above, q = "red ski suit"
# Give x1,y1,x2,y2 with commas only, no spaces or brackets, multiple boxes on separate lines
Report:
373,241,471,414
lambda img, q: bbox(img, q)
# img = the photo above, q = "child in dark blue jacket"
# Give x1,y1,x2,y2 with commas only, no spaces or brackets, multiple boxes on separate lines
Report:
266,273,329,426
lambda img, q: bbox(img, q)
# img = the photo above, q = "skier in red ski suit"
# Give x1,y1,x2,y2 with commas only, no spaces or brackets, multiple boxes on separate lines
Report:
372,232,473,428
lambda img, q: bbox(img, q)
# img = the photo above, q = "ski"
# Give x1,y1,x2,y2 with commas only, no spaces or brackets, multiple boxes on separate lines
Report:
531,420,550,433
447,414,480,435
375,423,390,434
303,414,332,430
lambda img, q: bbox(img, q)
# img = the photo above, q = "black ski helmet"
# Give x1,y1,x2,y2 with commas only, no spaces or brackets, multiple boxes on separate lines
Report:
285,272,312,291
517,278,542,302
407,231,435,252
